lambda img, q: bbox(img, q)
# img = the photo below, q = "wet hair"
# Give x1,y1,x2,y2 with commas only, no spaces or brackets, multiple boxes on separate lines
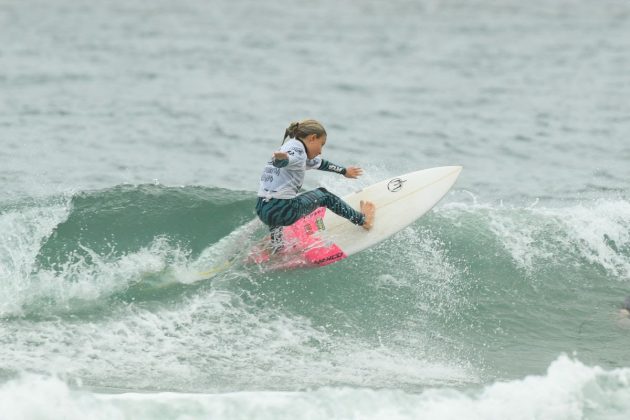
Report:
283,119,327,144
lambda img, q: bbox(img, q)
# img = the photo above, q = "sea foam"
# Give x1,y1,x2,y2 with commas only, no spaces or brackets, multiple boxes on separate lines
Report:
1,356,628,420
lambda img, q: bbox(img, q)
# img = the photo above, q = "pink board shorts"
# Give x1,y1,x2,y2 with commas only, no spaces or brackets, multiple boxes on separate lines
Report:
250,207,348,269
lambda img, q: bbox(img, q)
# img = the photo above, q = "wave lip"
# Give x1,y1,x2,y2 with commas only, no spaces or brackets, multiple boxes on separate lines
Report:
440,198,630,280
0,198,71,316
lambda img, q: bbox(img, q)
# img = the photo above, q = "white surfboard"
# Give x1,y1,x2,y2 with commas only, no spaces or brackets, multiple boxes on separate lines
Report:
196,166,462,278
246,165,463,269
321,165,462,256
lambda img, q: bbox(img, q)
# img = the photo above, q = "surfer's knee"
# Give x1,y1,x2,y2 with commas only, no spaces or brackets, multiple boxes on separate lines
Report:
315,187,336,206
317,187,343,203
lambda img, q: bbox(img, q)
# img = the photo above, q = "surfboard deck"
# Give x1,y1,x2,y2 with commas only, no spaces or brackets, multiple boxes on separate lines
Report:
196,166,462,278
243,165,463,271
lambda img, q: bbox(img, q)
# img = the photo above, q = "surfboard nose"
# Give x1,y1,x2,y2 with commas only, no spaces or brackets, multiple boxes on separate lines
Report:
435,165,463,180
446,165,463,179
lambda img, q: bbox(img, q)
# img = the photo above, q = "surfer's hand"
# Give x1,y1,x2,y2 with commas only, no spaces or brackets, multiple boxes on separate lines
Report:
344,166,363,179
273,151,289,161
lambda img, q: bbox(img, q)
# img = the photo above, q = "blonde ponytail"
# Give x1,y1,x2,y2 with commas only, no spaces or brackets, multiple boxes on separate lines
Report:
282,119,327,144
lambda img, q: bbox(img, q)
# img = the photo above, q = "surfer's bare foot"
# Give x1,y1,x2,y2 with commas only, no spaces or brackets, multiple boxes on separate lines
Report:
360,200,375,230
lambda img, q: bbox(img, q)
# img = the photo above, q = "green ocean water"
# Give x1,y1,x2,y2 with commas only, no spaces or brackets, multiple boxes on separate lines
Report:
2,186,630,385
2,0,630,418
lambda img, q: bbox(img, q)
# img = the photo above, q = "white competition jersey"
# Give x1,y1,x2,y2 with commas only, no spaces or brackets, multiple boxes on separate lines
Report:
258,139,322,199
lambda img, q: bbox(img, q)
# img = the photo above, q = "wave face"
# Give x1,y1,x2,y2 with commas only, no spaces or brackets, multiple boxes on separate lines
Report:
2,186,630,398
35,184,255,267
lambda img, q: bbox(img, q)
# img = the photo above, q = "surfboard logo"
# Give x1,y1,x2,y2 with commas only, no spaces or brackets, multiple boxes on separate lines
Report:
387,178,407,192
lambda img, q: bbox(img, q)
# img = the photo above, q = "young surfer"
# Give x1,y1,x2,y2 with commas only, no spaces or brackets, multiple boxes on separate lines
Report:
256,119,375,250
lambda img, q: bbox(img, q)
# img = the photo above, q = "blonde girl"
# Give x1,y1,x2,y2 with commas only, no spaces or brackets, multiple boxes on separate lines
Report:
256,119,375,250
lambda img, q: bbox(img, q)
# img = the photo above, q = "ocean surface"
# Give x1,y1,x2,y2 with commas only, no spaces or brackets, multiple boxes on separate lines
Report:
2,0,630,418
